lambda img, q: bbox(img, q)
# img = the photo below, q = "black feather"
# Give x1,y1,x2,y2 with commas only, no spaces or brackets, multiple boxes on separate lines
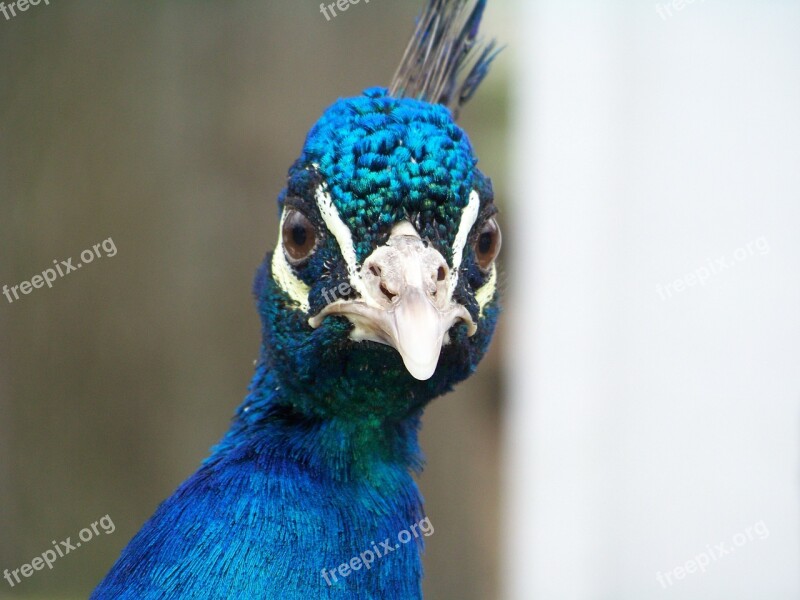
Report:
389,0,501,119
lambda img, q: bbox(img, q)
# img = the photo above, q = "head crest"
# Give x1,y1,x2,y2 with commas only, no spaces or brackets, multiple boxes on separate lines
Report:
389,0,501,119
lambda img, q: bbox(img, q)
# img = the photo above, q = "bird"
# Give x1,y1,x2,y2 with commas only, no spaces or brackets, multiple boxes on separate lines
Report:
92,0,501,598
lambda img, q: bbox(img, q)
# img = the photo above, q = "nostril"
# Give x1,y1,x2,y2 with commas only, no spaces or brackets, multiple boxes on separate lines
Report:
437,266,447,282
379,282,397,302
370,265,381,278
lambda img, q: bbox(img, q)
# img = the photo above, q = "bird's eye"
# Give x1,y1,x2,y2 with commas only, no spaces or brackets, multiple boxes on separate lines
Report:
282,209,318,265
474,217,501,272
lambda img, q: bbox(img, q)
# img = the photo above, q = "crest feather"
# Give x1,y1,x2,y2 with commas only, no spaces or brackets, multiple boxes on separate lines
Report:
389,0,501,119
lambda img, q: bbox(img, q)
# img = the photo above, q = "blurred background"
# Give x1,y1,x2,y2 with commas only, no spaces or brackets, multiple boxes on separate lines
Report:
1,1,798,600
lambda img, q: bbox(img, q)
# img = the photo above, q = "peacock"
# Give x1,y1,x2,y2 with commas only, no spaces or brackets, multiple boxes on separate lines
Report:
92,0,502,597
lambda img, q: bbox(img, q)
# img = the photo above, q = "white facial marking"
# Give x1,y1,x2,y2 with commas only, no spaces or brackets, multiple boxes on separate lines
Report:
314,184,377,305
271,210,311,312
449,190,481,297
475,263,497,317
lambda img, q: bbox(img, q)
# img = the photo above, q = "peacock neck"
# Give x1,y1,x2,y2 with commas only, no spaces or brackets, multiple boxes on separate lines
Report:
210,356,426,484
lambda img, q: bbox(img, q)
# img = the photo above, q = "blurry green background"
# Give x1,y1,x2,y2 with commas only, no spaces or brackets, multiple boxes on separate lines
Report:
0,2,510,598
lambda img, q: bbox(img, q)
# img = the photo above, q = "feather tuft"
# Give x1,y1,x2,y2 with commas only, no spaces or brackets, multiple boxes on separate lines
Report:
389,0,501,119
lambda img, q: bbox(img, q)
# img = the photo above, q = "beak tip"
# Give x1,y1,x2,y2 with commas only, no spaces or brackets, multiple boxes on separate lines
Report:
396,340,443,381
402,360,438,381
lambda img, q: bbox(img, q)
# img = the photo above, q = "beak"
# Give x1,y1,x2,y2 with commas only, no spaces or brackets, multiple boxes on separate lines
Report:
308,223,476,380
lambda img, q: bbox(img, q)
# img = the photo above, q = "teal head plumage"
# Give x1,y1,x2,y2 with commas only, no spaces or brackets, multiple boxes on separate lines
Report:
93,1,501,598
260,85,501,418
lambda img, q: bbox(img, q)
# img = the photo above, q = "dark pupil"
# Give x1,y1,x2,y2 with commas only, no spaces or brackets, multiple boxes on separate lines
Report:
291,224,307,247
478,232,493,255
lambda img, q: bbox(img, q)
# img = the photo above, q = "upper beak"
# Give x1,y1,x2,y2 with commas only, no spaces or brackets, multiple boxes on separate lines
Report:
308,224,476,380
389,285,461,380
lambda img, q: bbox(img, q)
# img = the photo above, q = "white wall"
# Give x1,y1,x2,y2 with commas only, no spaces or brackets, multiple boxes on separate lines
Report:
504,1,800,598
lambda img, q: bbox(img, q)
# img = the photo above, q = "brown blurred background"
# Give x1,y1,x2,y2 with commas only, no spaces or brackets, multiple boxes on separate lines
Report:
0,2,510,598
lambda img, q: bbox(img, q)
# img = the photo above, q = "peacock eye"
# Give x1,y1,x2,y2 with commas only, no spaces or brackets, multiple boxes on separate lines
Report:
473,217,501,272
282,209,318,265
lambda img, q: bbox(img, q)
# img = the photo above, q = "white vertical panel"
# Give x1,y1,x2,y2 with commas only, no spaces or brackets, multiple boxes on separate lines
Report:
504,1,800,599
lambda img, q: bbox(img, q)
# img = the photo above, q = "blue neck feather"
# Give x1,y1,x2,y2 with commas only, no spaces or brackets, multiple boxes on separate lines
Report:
92,335,431,599
211,353,427,483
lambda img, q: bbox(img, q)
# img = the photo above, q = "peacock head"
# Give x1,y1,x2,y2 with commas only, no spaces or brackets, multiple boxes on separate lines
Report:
254,1,501,419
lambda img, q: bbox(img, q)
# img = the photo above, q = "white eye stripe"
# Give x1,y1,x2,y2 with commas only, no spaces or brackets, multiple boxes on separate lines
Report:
449,189,481,297
271,209,311,312
475,263,497,317
314,184,376,304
